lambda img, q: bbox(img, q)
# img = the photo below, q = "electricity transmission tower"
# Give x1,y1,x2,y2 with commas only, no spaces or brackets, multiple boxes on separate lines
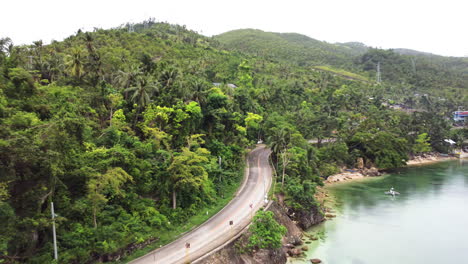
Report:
376,62,382,83
411,58,416,72
27,55,34,70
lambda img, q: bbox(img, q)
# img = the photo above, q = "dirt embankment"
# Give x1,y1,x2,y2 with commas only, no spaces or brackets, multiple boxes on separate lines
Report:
198,200,325,264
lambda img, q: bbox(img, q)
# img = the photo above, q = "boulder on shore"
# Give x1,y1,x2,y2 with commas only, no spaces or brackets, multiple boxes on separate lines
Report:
288,248,302,256
311,258,322,263
362,167,381,176
292,239,303,246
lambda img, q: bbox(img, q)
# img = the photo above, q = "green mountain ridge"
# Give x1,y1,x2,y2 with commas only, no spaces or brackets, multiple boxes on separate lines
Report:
215,28,468,105
215,29,363,68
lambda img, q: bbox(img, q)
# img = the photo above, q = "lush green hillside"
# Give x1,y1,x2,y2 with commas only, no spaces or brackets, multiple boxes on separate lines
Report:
215,29,362,68
215,29,468,109
337,42,369,55
0,21,466,264
358,48,468,107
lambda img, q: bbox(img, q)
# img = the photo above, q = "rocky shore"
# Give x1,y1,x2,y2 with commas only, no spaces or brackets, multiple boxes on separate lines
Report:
325,167,381,184
406,153,456,166
326,153,456,184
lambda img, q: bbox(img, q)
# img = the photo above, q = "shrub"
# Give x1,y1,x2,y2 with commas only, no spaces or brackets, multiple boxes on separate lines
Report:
248,211,286,250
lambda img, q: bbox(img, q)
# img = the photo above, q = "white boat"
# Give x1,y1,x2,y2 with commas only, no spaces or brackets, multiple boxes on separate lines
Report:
385,188,400,196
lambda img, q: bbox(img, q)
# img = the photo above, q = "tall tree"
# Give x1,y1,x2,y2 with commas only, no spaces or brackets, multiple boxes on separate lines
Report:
168,135,213,209
87,167,132,228
268,127,292,189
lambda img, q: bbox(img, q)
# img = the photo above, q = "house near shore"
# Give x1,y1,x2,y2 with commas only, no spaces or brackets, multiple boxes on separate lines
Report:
453,111,468,122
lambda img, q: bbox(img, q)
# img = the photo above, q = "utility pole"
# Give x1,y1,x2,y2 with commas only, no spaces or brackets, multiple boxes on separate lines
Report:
51,202,58,261
376,62,382,83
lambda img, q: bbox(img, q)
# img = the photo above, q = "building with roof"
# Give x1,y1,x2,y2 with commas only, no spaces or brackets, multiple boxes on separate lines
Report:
213,83,237,88
453,111,468,122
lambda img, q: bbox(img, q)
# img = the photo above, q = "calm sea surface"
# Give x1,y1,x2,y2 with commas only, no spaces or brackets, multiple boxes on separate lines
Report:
293,160,468,264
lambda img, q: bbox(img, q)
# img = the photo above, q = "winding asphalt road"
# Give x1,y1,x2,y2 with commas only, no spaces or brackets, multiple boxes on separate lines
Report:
129,145,272,264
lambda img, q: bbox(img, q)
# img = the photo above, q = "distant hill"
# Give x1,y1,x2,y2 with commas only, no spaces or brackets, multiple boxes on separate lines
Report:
215,29,362,69
216,29,468,102
336,42,369,55
393,48,436,57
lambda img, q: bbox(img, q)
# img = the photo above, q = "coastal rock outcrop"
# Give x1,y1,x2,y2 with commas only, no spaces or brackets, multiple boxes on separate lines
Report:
288,203,325,230
198,201,323,264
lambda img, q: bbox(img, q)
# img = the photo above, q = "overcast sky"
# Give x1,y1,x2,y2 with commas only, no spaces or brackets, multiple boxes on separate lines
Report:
1,0,467,57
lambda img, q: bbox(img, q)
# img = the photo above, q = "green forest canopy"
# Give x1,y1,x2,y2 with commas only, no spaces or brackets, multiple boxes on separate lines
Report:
0,20,466,263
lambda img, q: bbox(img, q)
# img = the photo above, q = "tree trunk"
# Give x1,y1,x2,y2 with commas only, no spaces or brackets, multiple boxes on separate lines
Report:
132,108,141,129
281,164,286,190
280,149,290,190
93,207,97,228
281,150,286,190
109,107,113,127
269,156,277,193
172,189,177,209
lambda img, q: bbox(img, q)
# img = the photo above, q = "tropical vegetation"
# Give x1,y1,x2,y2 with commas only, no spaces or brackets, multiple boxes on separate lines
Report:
0,20,466,263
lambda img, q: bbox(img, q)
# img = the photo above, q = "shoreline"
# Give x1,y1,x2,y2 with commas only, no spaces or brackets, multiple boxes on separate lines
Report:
308,157,467,264
325,167,381,184
406,155,456,166
325,154,457,185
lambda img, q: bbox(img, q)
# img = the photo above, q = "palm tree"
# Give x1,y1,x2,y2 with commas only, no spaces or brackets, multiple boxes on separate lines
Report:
157,67,180,104
125,75,159,108
115,64,143,98
47,52,65,82
0,38,12,64
0,37,12,54
125,75,159,126
159,67,178,89
419,94,433,111
257,87,271,105
65,47,86,79
188,79,208,105
268,127,292,190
